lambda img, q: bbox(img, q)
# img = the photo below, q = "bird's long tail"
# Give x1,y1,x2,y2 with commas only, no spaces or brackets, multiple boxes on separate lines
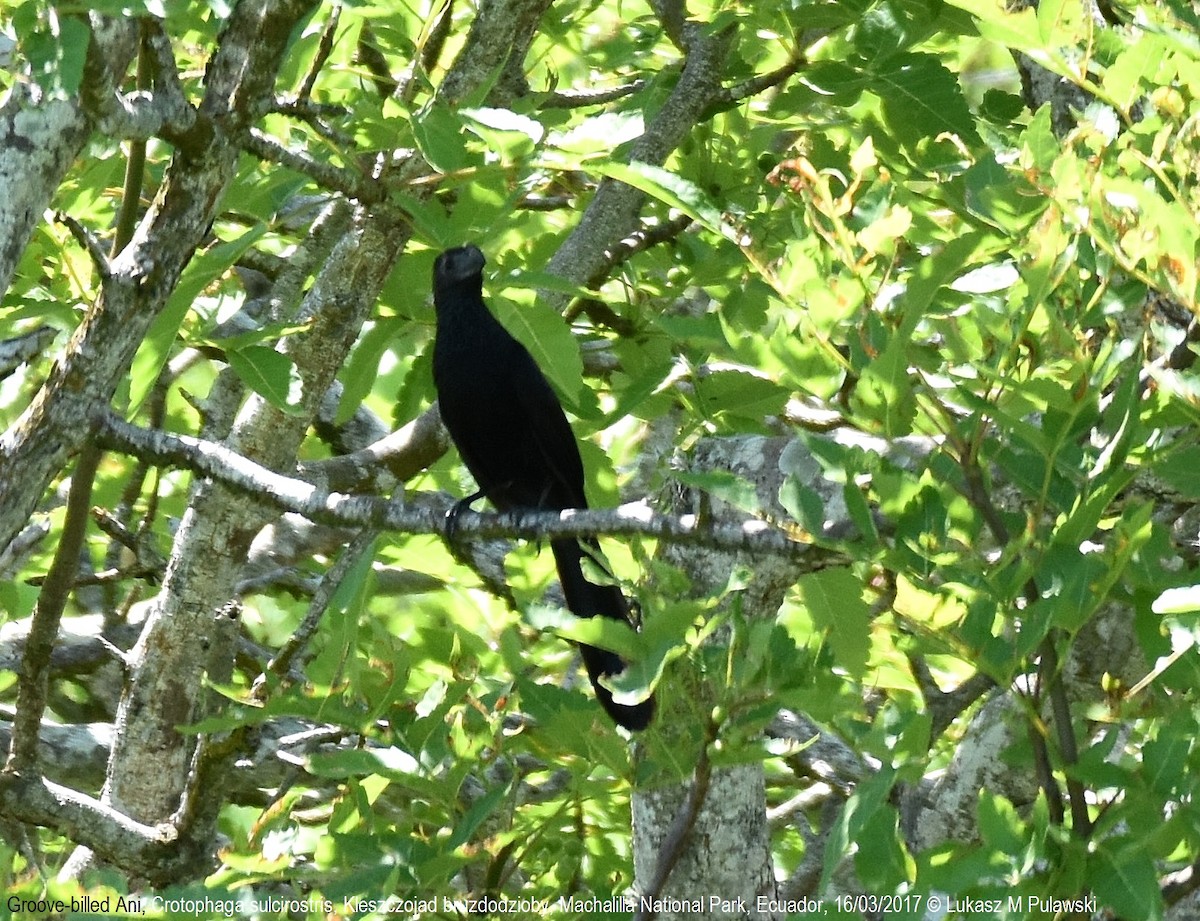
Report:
550,538,655,730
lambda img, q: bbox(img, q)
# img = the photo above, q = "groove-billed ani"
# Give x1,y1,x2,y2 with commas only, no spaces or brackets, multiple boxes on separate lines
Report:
432,244,655,731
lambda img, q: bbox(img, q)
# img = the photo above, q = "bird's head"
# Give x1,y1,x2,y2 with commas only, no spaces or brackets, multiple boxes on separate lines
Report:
434,244,486,288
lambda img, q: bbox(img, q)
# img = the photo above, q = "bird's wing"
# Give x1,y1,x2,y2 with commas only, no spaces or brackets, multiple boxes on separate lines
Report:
510,339,589,510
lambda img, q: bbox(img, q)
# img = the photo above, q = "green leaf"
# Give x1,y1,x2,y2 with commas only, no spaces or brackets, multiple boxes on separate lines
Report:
822,766,898,891
854,2,906,57
691,368,789,424
460,107,544,164
496,269,601,301
854,804,913,890
872,53,982,148
1103,36,1167,111
959,155,1046,232
447,785,506,849
675,469,761,513
56,16,90,95
904,232,985,326
1151,585,1200,615
1155,446,1200,499
492,298,584,407
585,160,739,243
226,345,304,414
1089,846,1164,921
851,337,916,437
336,318,402,424
1142,729,1189,796
523,604,663,706
128,225,267,413
941,0,1047,57
197,319,311,352
778,478,825,536
548,110,645,155
526,604,642,661
794,568,870,678
795,60,868,107
309,746,420,781
977,790,1025,854
411,103,476,173
24,13,90,95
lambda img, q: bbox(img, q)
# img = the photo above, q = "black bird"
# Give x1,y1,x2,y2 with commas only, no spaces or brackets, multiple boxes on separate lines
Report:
431,244,655,731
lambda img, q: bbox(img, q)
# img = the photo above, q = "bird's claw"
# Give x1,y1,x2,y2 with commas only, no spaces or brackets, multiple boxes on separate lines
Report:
445,490,484,544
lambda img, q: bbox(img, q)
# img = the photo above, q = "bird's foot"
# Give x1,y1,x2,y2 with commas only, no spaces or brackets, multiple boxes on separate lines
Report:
445,490,485,544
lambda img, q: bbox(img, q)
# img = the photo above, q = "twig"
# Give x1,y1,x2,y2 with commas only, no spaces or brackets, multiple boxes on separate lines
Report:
241,129,382,204
269,97,356,148
906,660,994,739
960,444,1087,832
55,213,112,280
356,22,397,98
250,528,380,701
417,0,456,92
710,58,802,110
586,212,695,290
1040,639,1093,836
0,327,58,381
540,81,647,109
6,441,103,772
299,5,340,101
516,194,574,211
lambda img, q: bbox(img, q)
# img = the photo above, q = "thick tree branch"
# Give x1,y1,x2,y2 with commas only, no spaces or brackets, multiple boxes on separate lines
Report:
544,10,732,299
437,0,555,106
308,403,449,492
94,412,827,562
0,770,186,884
0,16,137,300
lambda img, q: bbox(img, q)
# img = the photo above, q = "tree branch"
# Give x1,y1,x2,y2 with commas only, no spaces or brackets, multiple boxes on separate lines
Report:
299,5,340,101
249,528,380,701
635,732,714,920
94,412,829,562
710,57,802,110
582,212,696,291
544,8,732,299
0,770,183,886
539,81,647,109
6,442,102,772
56,211,112,279
0,327,58,382
241,128,383,203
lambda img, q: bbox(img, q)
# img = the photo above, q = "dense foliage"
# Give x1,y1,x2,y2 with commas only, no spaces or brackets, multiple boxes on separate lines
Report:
1,0,1198,918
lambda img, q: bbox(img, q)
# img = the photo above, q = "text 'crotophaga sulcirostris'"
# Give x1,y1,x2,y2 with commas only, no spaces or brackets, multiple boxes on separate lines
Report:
431,244,655,731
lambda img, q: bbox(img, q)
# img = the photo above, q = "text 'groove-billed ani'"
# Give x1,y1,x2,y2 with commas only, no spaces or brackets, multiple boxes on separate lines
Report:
431,244,655,731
